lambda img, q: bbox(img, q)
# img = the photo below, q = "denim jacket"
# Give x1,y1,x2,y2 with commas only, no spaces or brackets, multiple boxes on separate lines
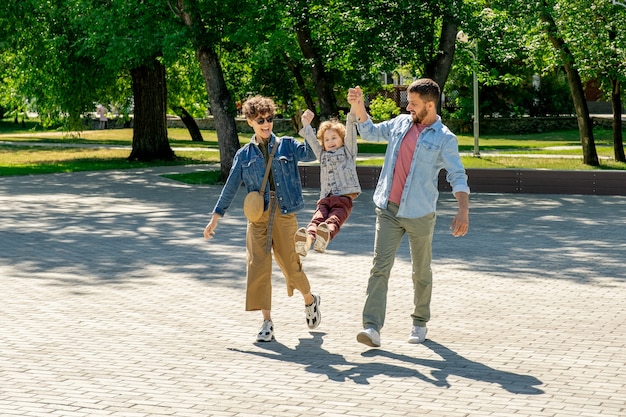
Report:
212,133,316,216
357,114,470,218
298,113,361,199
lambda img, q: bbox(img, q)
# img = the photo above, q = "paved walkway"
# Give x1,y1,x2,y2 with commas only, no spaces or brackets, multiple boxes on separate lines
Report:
1,165,625,417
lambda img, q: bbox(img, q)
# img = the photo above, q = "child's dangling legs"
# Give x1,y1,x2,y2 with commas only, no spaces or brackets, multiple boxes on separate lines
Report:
306,200,331,238
311,195,354,253
295,201,329,257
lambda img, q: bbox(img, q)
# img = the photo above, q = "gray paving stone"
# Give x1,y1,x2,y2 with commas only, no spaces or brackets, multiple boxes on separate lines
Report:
1,165,625,417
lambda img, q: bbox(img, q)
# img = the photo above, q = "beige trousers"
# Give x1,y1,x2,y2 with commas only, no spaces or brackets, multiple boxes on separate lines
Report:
245,205,311,311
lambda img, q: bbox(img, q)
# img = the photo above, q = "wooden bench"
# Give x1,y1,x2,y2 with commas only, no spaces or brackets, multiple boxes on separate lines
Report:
298,166,626,196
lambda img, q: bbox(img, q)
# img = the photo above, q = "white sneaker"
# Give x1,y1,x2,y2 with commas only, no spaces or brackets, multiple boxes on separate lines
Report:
408,325,427,344
356,328,381,347
294,227,312,257
304,294,321,329
314,222,330,253
256,319,274,342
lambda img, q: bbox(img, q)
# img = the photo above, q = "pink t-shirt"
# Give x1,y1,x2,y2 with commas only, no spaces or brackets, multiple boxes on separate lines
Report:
388,123,426,204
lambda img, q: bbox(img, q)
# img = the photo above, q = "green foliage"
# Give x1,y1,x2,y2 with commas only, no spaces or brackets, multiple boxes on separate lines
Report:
368,97,401,121
1,0,625,140
448,1,576,122
167,50,209,118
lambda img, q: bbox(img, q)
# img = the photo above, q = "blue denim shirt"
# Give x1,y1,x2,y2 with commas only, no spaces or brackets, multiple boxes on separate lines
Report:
212,133,316,216
357,114,470,218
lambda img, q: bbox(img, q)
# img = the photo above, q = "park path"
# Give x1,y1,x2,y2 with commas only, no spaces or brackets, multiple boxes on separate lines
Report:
1,165,625,416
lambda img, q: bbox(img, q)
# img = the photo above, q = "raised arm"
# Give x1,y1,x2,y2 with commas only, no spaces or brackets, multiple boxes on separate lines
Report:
298,109,323,160
347,86,369,123
345,112,359,158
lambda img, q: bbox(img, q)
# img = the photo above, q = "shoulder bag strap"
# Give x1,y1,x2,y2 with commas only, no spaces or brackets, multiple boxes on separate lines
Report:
260,139,278,193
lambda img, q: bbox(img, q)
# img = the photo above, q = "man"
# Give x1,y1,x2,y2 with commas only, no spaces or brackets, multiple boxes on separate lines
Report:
347,78,470,348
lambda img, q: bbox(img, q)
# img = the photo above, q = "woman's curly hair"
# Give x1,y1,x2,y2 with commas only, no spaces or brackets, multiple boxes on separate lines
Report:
242,96,276,119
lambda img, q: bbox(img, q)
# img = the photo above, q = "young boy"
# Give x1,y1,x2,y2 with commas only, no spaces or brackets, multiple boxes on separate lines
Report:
294,109,362,256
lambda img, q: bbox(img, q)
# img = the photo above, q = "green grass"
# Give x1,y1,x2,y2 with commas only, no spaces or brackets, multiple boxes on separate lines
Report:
0,126,224,148
162,170,223,185
356,127,626,170
1,120,625,182
0,144,220,176
357,156,626,170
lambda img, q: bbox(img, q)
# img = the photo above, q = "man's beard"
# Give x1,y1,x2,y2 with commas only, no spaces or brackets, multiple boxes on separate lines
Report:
411,108,428,124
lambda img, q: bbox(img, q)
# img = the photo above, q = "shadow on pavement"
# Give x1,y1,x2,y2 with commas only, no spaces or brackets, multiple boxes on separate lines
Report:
362,340,544,394
229,332,544,393
2,170,625,290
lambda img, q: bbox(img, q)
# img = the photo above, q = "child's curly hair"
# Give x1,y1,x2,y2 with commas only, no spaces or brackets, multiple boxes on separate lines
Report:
242,96,276,119
317,119,346,150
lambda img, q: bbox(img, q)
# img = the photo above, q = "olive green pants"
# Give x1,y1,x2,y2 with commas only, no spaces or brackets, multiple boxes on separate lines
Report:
362,203,436,331
245,205,311,311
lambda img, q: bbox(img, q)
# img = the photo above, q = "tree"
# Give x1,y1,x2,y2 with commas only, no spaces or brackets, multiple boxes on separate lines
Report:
490,0,599,165
172,0,241,180
174,105,205,142
610,78,625,162
230,0,339,122
128,57,174,161
250,0,467,120
561,0,625,162
0,0,114,132
425,16,461,92
75,0,181,161
167,49,210,142
289,1,339,119
539,3,598,166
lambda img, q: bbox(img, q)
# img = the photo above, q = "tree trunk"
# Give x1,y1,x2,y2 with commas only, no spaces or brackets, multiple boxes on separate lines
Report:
540,6,598,166
175,0,240,181
284,53,317,129
294,8,338,120
175,106,204,142
128,58,175,161
563,63,599,165
196,46,240,180
610,79,625,162
425,17,459,95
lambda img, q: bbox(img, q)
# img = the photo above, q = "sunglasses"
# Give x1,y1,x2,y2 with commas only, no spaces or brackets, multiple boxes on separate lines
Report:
255,116,274,125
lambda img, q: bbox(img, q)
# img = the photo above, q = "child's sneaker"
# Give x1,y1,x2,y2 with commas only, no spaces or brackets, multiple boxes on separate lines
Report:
294,227,312,257
314,222,330,253
256,319,274,342
304,294,321,329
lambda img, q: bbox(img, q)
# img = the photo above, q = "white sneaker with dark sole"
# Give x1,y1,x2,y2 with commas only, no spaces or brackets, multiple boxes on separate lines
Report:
256,319,274,342
305,294,321,329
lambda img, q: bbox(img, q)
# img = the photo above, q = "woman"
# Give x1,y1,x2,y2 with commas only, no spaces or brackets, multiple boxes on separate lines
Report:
203,96,321,342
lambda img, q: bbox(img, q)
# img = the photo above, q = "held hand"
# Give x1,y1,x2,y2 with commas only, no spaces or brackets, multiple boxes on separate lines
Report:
347,86,369,122
450,211,469,237
203,219,218,240
301,109,315,126
347,86,363,106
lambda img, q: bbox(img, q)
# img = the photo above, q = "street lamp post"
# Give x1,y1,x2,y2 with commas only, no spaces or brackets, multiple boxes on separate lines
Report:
613,0,626,8
457,31,480,156
471,48,479,156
